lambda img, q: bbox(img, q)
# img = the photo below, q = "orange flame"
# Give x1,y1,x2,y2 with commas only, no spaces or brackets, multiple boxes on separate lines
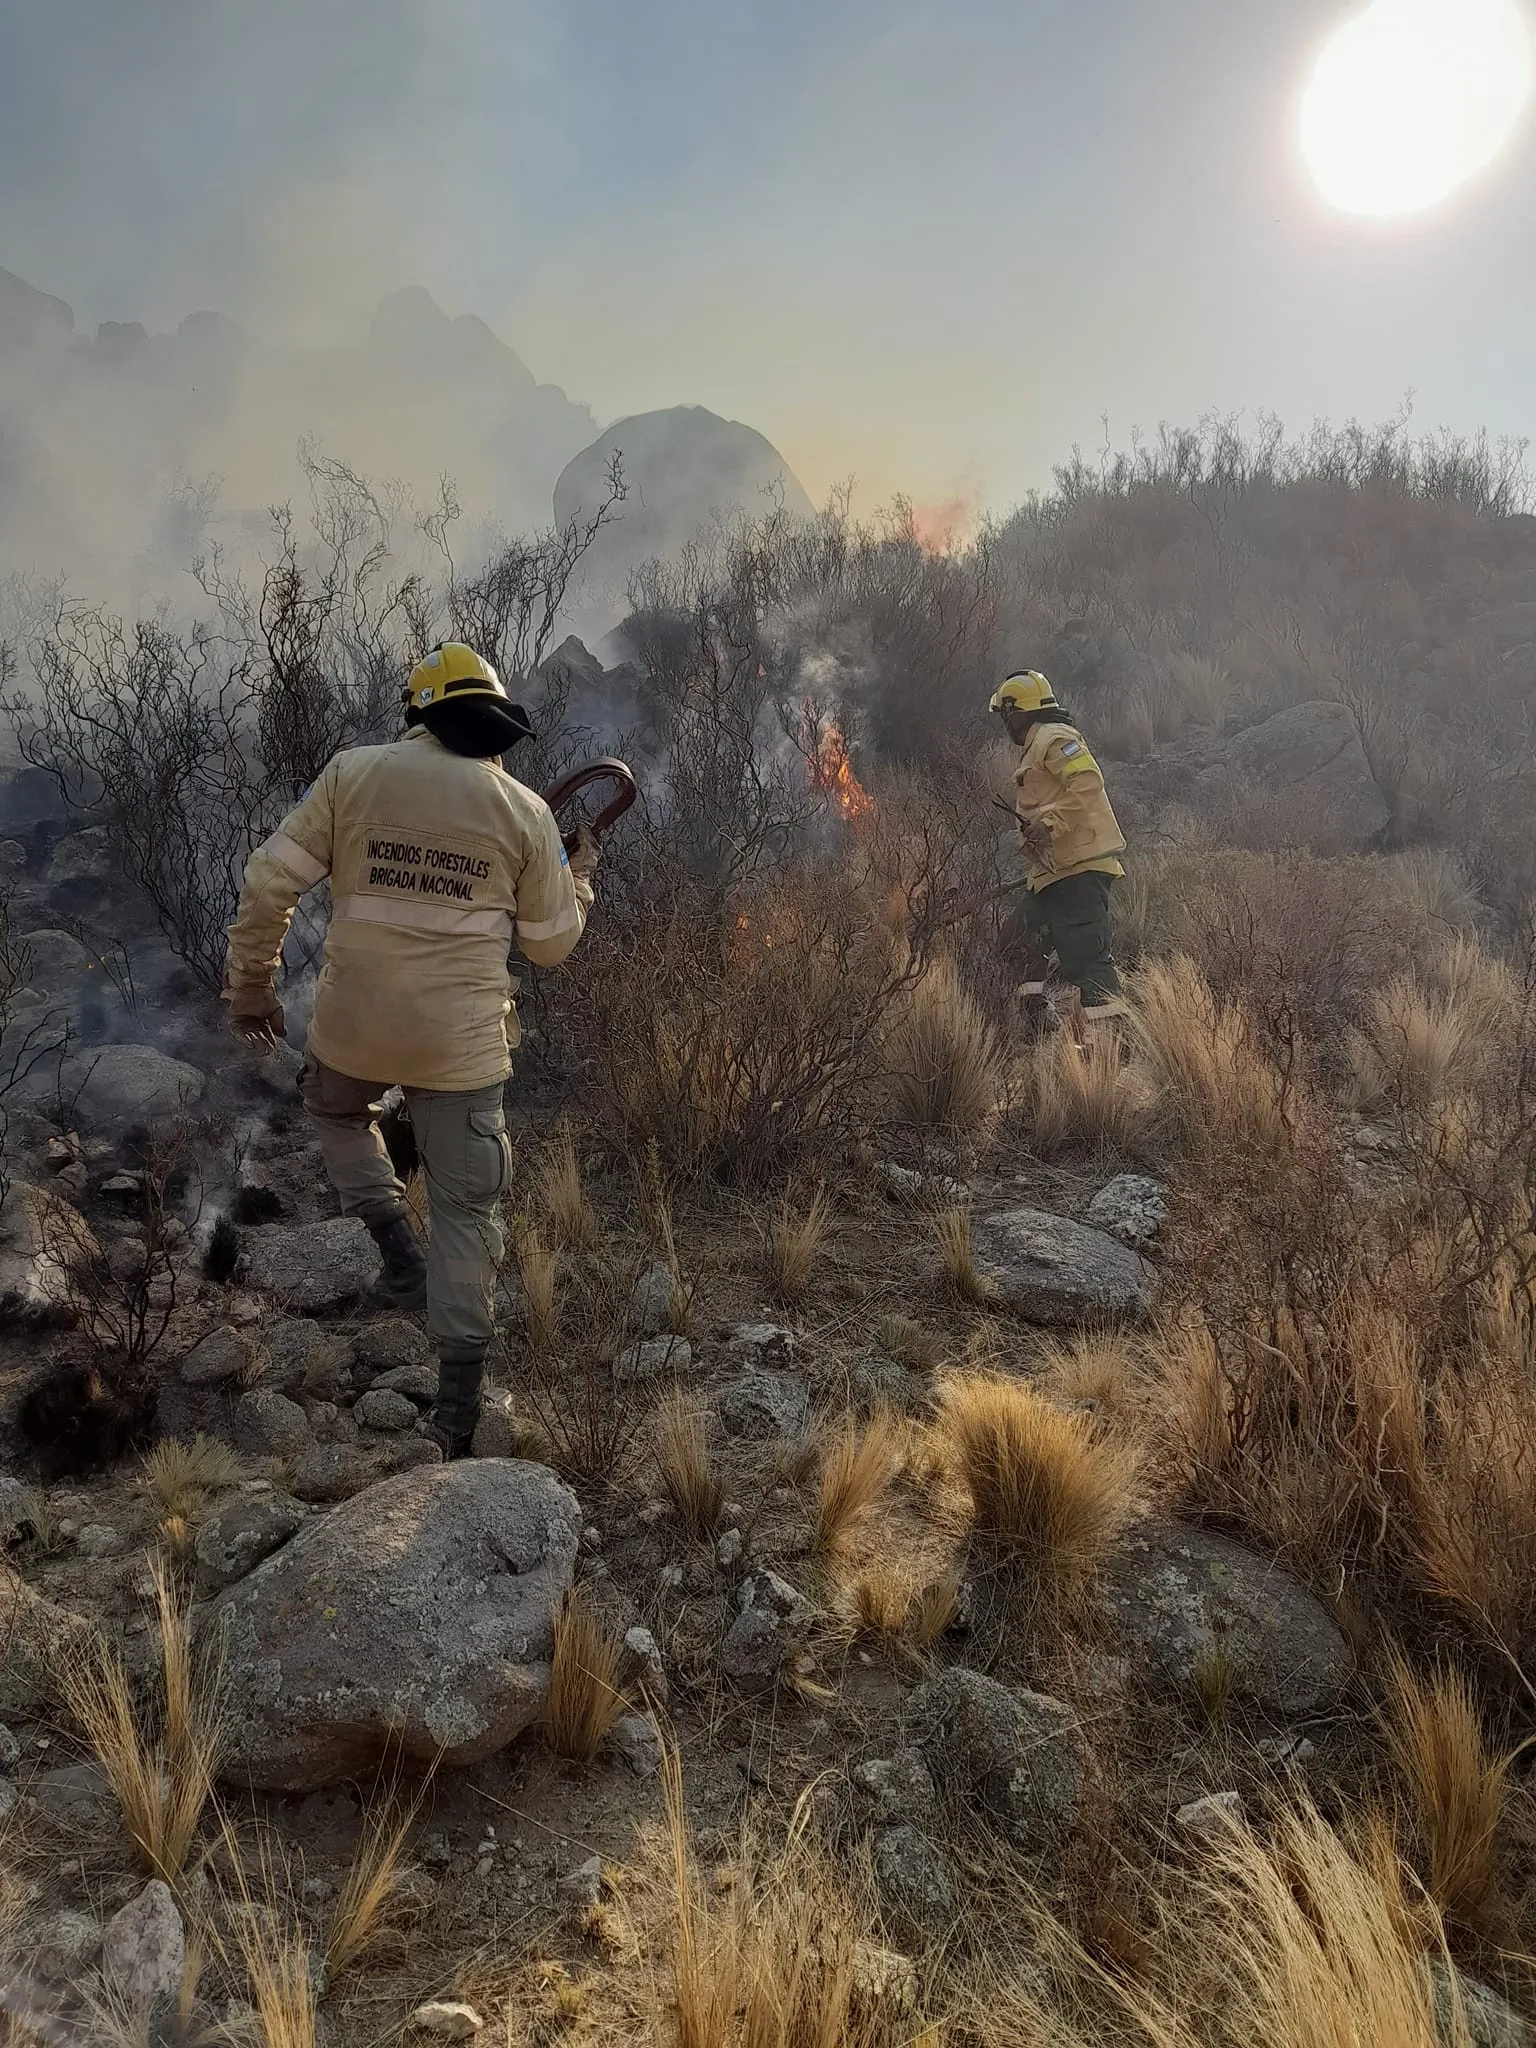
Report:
807,709,874,823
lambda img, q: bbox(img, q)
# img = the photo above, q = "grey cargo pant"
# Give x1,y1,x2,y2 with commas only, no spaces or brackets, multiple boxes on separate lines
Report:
298,1057,511,1357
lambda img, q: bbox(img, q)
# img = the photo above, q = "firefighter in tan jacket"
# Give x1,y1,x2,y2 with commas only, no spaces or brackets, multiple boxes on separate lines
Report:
224,643,597,1457
991,670,1127,1027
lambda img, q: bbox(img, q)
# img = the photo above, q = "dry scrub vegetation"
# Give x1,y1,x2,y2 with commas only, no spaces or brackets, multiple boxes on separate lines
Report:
10,417,1536,2041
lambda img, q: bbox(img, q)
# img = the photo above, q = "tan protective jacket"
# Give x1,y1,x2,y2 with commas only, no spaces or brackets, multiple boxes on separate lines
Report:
225,728,592,1091
1014,720,1126,893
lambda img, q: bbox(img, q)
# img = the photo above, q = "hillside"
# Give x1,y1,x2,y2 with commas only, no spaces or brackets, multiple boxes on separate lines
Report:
1,422,1535,2044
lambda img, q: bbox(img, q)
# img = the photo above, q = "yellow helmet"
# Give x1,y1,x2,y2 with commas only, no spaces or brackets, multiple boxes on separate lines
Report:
989,670,1059,716
404,642,507,713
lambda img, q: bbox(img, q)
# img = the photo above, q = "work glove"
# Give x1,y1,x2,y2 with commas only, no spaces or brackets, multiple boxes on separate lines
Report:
227,985,285,1049
565,822,602,883
1017,817,1054,863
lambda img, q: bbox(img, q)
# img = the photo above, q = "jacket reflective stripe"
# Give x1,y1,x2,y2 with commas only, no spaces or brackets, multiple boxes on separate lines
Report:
261,830,330,886
331,894,513,938
515,905,583,942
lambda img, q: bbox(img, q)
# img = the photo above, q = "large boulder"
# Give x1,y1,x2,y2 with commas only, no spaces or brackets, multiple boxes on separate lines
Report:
242,1217,378,1313
195,1493,305,1593
1204,700,1391,845
0,1181,97,1318
0,1563,92,1717
14,1043,205,1131
905,1667,1086,1859
554,406,814,592
210,1460,580,1790
969,1208,1155,1325
1103,1520,1351,1716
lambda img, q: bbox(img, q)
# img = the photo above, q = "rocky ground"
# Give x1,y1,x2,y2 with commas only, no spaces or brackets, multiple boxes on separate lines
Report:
0,789,1529,2046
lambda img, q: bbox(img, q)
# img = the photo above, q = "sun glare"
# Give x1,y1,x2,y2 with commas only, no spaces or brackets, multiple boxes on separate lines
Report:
1300,0,1535,217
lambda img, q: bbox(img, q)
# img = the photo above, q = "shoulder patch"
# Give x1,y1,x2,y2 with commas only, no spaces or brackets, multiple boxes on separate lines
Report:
560,845,570,868
1057,739,1083,758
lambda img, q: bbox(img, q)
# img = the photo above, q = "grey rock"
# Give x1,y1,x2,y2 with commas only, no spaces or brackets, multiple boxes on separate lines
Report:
852,1748,940,1829
716,1370,810,1441
1174,1791,1246,1842
35,1908,103,1981
471,1390,522,1459
720,1570,814,1691
852,1941,920,2021
386,1435,445,1474
195,1494,305,1592
724,1322,797,1366
716,1528,744,1568
243,1217,378,1314
969,1207,1156,1325
0,1776,16,1821
286,1444,370,1504
1206,699,1391,847
102,1879,184,2007
872,1825,957,1935
352,1317,433,1379
13,928,94,1000
558,1853,604,1903
623,1625,668,1704
0,1474,26,1542
372,1360,438,1406
906,1667,1085,1858
0,1565,92,1717
1085,1174,1168,1251
27,1043,205,1131
210,1460,581,1790
354,1387,419,1433
410,2003,485,2040
877,1160,968,1204
0,1724,20,1771
0,1179,99,1318
180,1326,254,1387
76,1523,122,1558
630,1258,678,1338
614,1335,692,1384
232,1388,313,1457
1104,1520,1351,1717
1431,1962,1530,2048
261,1318,324,1393
31,1760,116,1830
47,826,114,884
611,1712,662,1778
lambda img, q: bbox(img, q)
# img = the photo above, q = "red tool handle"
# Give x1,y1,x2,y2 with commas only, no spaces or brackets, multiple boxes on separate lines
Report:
540,757,638,838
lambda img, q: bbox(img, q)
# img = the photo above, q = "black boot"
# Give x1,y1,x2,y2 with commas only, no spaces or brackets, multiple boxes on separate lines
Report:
421,1349,485,1460
367,1213,428,1312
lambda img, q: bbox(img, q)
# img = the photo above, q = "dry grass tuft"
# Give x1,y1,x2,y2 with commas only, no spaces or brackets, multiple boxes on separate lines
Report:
885,956,1002,1138
653,1390,726,1539
326,1778,427,1976
1027,1028,1151,1155
1382,1654,1515,1938
516,1223,560,1356
763,1184,834,1301
539,1121,598,1249
850,1562,912,1640
225,1830,317,2048
1129,954,1290,1161
16,1483,62,1553
144,1433,242,1520
542,1587,629,1765
874,1311,943,1373
1349,975,1479,1112
812,1404,904,1558
662,1744,885,2048
63,1556,222,1883
938,1374,1141,1596
1191,1636,1236,1729
934,1204,995,1304
912,1571,963,1647
1039,1333,1146,1433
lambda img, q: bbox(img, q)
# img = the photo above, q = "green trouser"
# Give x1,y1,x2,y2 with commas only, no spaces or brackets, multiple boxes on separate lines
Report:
1019,871,1121,1007
298,1057,511,1362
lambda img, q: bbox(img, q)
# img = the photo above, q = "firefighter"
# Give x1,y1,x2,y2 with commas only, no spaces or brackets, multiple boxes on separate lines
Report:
990,670,1127,1030
223,643,598,1458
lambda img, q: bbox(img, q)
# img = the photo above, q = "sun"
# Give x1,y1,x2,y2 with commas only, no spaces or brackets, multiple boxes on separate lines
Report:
1300,0,1535,217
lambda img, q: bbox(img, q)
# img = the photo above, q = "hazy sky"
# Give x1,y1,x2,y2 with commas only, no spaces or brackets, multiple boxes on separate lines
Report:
3,0,1533,514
